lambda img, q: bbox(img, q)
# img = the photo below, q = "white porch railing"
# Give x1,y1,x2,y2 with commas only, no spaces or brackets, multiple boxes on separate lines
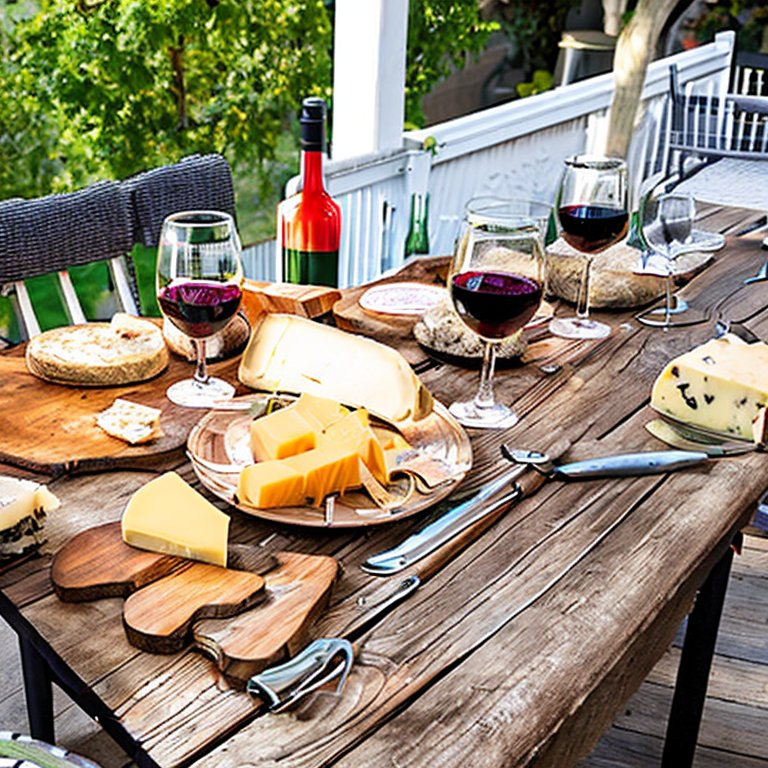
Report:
242,31,736,286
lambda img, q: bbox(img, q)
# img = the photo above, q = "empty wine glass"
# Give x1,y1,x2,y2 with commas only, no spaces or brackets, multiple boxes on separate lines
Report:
448,198,544,429
637,190,697,328
156,211,243,407
549,155,628,340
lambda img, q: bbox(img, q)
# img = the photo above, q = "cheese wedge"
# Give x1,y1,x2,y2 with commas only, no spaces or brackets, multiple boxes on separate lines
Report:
249,393,349,462
238,313,433,424
1,477,60,560
122,472,230,567
237,461,306,508
283,444,363,506
651,334,768,439
96,398,163,445
320,409,388,485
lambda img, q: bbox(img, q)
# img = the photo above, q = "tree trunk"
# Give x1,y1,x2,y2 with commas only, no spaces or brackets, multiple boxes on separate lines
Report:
605,0,681,158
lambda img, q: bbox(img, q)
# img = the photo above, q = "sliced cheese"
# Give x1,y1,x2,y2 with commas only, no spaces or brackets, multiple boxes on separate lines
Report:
250,407,317,462
238,313,433,424
1,476,60,559
292,392,350,432
122,472,229,567
96,398,163,445
651,334,768,439
237,461,306,508
283,444,363,506
248,392,349,462
321,409,388,484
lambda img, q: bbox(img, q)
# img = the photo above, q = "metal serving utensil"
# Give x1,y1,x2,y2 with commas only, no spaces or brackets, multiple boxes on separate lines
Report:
500,445,710,478
645,418,759,457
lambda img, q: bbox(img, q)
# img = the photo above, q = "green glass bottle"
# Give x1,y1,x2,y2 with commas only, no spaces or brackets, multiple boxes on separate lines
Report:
404,192,430,258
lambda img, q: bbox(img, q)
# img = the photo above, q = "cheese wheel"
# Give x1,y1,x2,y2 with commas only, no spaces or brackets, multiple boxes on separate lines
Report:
26,314,169,386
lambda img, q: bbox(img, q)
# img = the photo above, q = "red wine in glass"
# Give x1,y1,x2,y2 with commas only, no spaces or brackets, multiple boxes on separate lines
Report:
451,270,542,339
158,281,242,339
558,204,629,253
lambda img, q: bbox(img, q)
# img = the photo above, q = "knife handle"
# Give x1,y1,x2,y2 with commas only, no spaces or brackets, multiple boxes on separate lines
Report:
553,450,709,479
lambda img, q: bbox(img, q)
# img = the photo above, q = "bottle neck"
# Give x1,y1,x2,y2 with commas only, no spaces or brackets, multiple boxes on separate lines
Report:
301,150,325,193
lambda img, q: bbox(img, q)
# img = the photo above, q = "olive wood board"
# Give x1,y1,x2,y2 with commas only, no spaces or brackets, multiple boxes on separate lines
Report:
0,353,240,476
242,279,341,325
333,255,449,343
51,522,338,685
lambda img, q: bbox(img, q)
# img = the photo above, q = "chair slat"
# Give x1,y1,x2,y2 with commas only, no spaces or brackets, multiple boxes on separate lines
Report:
108,257,139,316
13,280,41,338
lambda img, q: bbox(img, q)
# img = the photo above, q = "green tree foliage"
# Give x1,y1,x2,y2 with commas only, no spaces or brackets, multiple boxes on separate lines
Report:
406,0,497,128
0,0,496,199
1,0,334,198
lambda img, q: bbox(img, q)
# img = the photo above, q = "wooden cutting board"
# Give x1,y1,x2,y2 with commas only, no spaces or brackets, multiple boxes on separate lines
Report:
0,352,241,476
332,255,449,344
51,522,338,685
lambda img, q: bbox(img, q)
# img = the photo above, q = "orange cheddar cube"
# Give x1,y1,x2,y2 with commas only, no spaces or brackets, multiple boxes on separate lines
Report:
249,407,316,462
283,444,363,506
237,461,306,508
321,409,388,485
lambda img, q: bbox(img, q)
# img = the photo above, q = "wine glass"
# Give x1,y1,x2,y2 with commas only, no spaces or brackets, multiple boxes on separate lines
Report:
156,211,243,407
548,155,628,340
448,198,544,429
636,189,697,328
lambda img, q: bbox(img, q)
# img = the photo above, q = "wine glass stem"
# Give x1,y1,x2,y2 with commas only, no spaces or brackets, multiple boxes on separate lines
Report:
474,341,499,410
193,339,209,385
664,267,674,327
575,256,594,320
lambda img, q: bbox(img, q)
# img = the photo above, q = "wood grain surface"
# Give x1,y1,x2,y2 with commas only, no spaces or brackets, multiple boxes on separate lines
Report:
49,522,337,682
1,206,767,768
0,353,241,476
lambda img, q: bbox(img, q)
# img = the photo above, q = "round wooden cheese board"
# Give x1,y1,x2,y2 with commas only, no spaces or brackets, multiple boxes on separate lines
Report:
187,394,472,527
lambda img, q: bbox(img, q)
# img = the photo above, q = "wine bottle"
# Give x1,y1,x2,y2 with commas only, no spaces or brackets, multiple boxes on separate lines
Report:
404,192,430,258
278,97,341,287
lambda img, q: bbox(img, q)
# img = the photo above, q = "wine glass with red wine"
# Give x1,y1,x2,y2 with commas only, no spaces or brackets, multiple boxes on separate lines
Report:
448,198,544,429
156,211,243,407
548,155,628,340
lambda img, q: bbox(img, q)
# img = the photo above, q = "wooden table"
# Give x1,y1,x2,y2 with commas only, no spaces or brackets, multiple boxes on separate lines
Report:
1,204,767,768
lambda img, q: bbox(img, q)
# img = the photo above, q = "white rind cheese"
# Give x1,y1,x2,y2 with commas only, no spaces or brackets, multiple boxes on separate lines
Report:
0,477,60,559
238,313,433,424
26,314,169,386
96,398,163,445
651,334,768,439
121,472,230,567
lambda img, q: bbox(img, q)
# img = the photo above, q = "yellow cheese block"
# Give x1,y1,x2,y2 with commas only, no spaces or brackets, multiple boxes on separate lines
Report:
250,407,317,462
283,444,363,506
293,391,350,431
237,461,306,508
651,334,768,439
249,392,350,462
321,409,388,485
238,313,433,424
122,472,230,567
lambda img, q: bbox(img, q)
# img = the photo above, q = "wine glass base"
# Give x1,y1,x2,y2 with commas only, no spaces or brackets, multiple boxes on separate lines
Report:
635,312,706,329
449,400,519,430
548,316,611,340
166,377,235,408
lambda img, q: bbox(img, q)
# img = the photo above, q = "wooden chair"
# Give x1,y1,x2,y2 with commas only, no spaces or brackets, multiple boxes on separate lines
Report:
665,62,768,179
0,154,236,343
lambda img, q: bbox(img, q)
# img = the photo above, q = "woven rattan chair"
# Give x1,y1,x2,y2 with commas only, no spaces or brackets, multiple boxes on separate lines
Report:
0,153,236,343
125,153,237,247
0,180,137,340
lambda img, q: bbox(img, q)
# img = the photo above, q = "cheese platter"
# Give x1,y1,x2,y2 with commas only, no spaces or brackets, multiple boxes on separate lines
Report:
187,393,472,527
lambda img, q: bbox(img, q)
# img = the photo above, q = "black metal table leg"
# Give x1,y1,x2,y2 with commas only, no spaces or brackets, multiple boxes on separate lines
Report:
661,535,739,767
18,635,55,744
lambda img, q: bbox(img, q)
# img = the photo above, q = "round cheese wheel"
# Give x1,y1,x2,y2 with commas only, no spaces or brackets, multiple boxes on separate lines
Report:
25,314,169,386
545,238,714,309
413,298,527,361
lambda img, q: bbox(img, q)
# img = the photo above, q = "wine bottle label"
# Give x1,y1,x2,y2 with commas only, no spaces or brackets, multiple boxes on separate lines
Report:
282,248,339,288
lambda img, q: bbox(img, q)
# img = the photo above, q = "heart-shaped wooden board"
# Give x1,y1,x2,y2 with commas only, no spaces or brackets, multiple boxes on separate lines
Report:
51,522,338,685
